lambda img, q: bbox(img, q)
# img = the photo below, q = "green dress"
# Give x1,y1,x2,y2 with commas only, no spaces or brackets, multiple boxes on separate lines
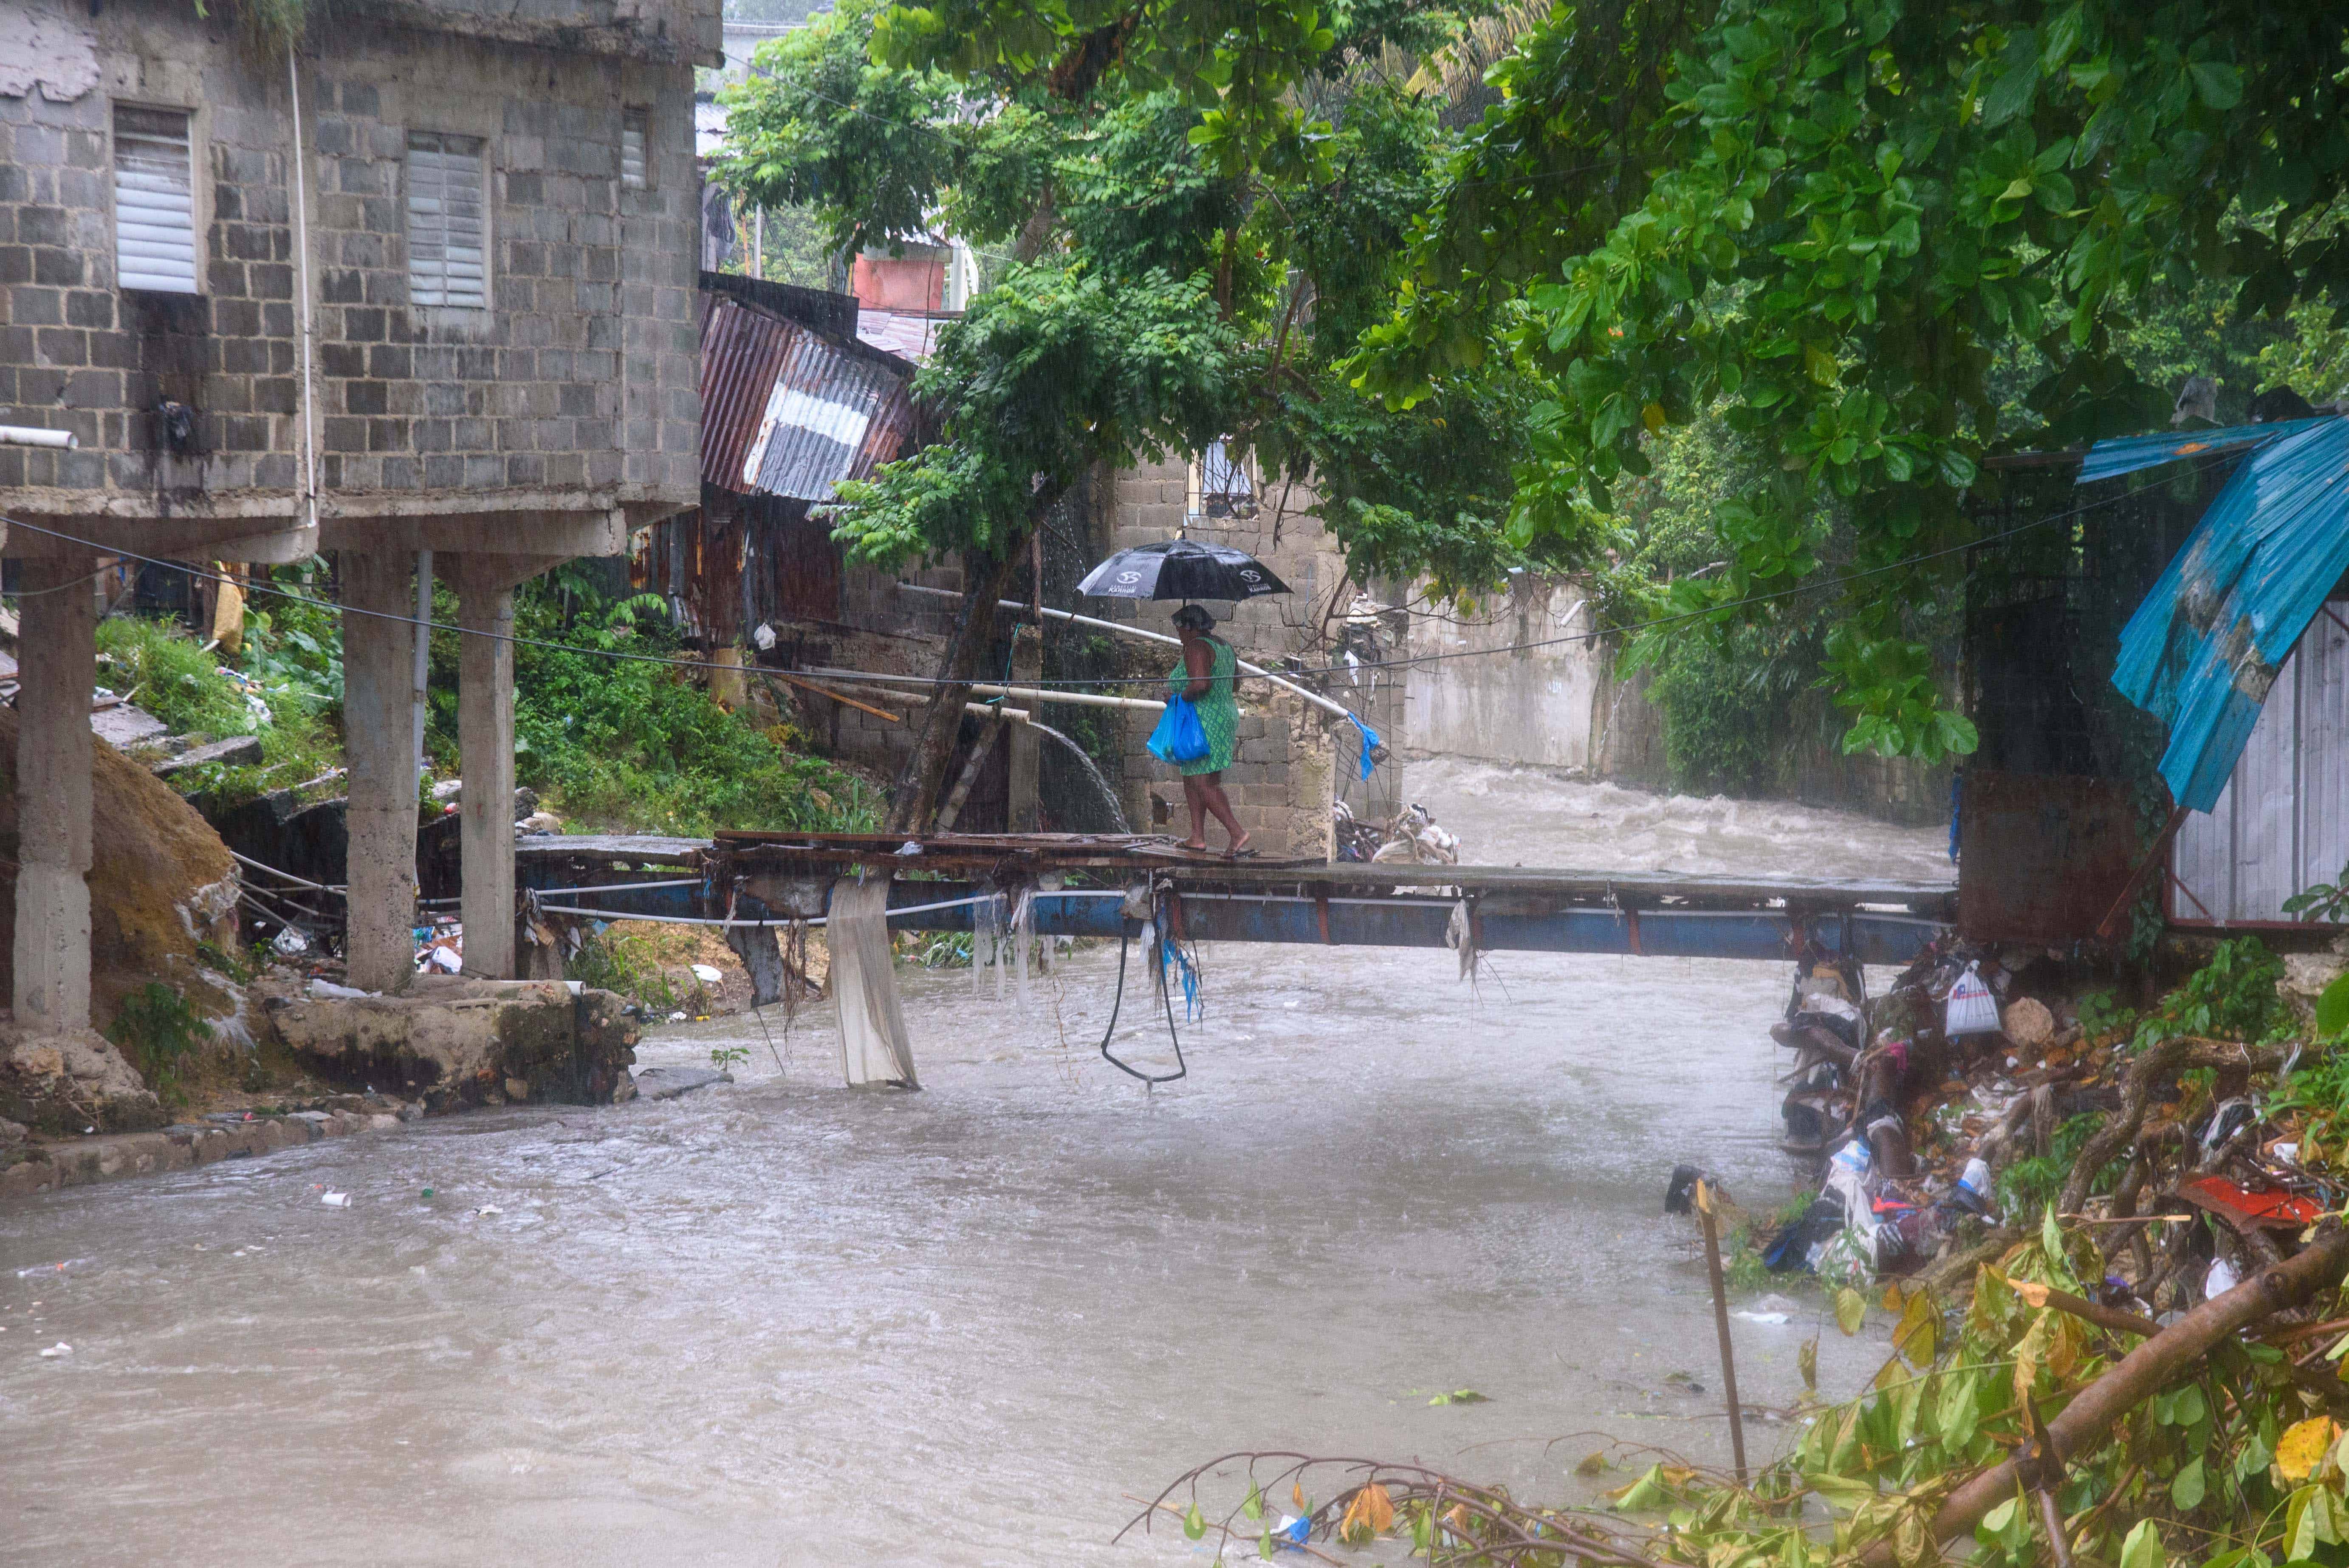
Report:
1168,636,1239,776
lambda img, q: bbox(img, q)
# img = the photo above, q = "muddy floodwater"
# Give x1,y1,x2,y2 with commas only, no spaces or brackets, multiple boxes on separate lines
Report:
1,760,1951,1566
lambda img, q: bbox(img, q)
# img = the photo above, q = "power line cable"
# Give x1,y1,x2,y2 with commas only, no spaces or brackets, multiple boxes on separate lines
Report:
0,471,2132,702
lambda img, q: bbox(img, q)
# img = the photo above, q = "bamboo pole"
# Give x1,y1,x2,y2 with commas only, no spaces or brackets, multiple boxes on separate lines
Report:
807,666,1166,714
894,581,1356,724
1696,1179,1748,1484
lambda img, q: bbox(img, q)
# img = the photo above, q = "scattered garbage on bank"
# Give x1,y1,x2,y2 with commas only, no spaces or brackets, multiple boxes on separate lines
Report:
1732,930,2349,1308
416,917,465,974
1333,801,1461,865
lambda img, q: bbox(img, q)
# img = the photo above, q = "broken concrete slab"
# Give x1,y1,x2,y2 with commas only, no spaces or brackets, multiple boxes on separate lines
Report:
0,1024,166,1134
632,1066,733,1100
90,700,169,750
267,976,638,1113
0,1104,402,1201
151,734,266,776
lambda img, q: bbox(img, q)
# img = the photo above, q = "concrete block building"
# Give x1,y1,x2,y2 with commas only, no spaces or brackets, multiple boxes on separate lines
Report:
0,0,714,1055
1105,454,1404,857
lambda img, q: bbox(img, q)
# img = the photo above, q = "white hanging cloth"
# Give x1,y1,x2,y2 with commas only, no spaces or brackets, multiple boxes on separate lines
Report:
828,876,919,1088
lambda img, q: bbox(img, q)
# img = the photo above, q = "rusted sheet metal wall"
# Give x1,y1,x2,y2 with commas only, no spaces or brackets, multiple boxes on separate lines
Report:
698,294,795,496
635,492,845,635
1958,771,2140,943
742,333,913,499
699,295,914,500
635,500,745,646
745,503,843,623
2170,604,2349,925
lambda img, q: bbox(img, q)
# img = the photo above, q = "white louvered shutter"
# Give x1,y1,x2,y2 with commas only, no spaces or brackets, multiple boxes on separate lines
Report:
621,110,648,189
114,105,198,293
406,132,486,309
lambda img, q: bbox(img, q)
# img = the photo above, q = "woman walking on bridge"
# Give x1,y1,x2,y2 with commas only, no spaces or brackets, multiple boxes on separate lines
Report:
1168,605,1252,857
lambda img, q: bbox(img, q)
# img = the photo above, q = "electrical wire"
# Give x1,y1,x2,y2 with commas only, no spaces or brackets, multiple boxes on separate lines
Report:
0,461,2183,703
1095,889,1188,1086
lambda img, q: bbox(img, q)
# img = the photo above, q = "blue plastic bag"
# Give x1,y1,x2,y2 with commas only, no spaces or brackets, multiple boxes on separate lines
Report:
1147,696,1211,765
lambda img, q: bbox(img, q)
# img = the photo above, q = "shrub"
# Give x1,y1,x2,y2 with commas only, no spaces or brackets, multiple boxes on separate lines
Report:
2133,935,2290,1051
94,617,256,737
506,581,883,835
106,981,210,1105
1650,629,1778,796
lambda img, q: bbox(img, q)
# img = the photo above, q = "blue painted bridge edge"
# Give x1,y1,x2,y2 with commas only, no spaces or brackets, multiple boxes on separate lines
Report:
517,875,1942,965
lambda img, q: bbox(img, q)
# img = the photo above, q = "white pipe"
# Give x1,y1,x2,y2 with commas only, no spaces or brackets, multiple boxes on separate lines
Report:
286,49,318,529
807,666,1165,714
0,426,76,448
895,581,1356,723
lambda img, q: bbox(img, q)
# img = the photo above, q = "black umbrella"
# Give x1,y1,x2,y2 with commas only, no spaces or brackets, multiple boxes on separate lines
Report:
1076,539,1291,601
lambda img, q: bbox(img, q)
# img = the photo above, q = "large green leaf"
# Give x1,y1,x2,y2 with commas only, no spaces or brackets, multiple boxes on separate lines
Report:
2316,971,2349,1040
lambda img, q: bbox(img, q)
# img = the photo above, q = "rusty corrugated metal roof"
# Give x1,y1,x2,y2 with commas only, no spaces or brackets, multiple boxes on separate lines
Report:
744,333,912,499
699,294,915,501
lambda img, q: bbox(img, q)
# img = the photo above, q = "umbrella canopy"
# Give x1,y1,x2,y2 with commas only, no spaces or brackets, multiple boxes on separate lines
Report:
1076,539,1290,601
2093,415,2349,812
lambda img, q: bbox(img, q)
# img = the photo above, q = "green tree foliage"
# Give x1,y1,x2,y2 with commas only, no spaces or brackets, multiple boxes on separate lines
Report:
716,0,1568,821
1359,0,2349,760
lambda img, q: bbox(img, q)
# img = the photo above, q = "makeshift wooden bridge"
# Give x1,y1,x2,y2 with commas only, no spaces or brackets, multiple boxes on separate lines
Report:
514,832,1955,964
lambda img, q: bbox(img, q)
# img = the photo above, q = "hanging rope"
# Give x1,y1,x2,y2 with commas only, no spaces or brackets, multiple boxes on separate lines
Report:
1097,884,1190,1085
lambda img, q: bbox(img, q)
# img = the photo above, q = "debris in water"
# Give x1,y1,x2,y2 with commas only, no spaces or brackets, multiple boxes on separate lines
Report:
320,1191,352,1207
37,1342,71,1357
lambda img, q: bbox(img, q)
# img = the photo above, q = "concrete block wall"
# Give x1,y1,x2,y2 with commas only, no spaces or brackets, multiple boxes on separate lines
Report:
1406,573,1607,773
1105,453,1376,860
0,0,705,522
0,52,301,496
1128,688,1337,860
1108,457,1343,660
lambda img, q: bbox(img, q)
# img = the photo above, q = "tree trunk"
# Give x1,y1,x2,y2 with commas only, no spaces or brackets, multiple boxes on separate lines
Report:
1868,1222,2349,1565
884,542,1029,833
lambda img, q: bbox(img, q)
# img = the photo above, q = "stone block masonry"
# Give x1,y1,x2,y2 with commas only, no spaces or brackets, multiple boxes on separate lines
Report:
1104,454,1398,855
0,0,713,1055
0,0,706,525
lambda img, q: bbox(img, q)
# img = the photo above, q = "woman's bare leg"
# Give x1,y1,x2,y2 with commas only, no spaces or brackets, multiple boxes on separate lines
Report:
1195,773,1251,853
1179,775,1209,849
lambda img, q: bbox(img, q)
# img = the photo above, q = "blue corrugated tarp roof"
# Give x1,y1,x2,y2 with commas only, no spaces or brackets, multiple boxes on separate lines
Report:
2092,415,2349,812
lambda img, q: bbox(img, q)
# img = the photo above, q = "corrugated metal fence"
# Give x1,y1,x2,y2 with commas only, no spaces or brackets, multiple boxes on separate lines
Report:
2171,602,2349,924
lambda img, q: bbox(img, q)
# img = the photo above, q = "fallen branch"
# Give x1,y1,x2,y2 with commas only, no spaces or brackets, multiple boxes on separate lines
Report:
2059,1038,2298,1217
1876,1223,2349,1562
2017,1282,2159,1341
1118,1453,1658,1568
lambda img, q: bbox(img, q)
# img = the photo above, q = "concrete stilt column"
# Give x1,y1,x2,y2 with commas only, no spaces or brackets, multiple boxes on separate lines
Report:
455,561,516,979
340,550,420,993
1007,622,1041,832
13,554,97,1030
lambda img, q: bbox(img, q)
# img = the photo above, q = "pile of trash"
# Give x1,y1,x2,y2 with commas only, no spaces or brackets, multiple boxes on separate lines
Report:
1333,801,1460,866
1755,932,2343,1307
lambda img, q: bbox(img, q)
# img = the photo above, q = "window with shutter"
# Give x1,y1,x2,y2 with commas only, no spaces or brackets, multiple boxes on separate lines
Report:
621,110,649,189
406,131,486,309
114,104,198,294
